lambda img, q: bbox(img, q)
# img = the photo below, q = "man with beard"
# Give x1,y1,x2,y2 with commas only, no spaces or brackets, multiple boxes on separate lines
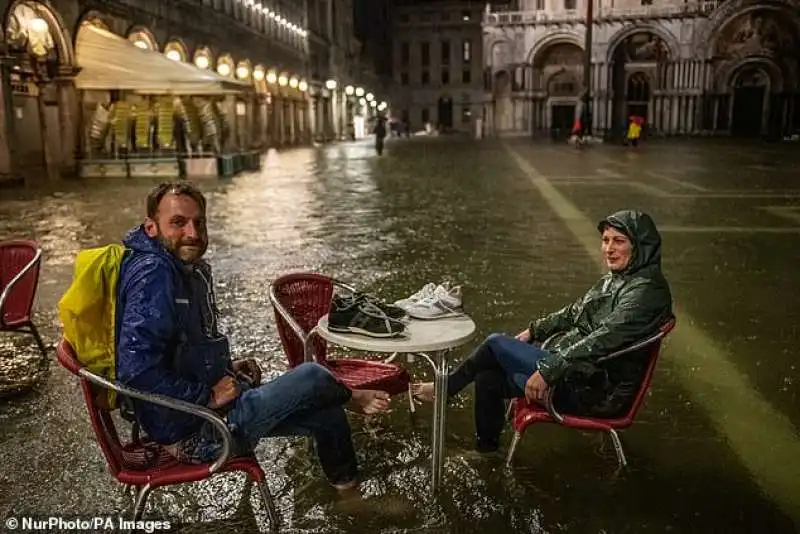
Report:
116,181,389,490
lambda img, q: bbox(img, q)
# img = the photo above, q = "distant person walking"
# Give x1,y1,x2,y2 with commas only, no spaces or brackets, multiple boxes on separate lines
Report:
374,115,387,155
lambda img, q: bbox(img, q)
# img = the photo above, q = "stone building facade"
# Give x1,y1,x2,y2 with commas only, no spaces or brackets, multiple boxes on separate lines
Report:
483,0,800,138
390,0,486,133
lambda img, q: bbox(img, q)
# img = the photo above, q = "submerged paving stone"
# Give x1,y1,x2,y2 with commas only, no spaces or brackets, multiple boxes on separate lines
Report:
0,138,797,533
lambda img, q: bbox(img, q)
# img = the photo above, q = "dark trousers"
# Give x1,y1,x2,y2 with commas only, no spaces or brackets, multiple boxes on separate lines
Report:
195,363,357,485
375,136,385,155
448,334,550,452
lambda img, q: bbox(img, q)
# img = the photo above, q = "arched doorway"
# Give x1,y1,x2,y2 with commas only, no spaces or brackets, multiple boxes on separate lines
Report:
437,95,453,130
492,70,512,132
3,0,75,180
731,68,768,137
711,9,798,137
610,31,669,136
531,41,583,136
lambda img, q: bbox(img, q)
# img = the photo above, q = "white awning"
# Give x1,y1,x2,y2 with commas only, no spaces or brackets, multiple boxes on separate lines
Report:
75,25,251,95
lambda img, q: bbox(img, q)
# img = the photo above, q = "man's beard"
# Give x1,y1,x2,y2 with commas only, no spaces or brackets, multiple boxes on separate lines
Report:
155,227,207,264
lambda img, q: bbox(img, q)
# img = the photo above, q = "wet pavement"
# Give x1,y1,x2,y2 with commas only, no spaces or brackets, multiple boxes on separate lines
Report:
0,137,798,533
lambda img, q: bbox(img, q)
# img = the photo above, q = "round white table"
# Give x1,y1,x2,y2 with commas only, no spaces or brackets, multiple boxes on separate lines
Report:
313,314,477,492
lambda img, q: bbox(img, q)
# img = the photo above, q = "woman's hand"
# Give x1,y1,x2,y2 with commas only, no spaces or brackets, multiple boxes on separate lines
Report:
515,328,531,343
524,371,549,405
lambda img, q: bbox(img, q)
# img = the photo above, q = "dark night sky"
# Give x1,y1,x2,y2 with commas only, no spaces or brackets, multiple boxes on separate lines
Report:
353,0,392,77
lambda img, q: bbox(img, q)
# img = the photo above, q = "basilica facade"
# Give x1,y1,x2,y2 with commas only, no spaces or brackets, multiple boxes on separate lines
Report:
482,0,800,138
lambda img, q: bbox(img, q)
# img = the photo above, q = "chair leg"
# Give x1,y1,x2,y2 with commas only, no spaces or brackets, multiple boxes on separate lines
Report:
505,431,522,468
254,478,280,533
406,382,416,414
607,429,627,469
29,323,47,358
132,483,152,521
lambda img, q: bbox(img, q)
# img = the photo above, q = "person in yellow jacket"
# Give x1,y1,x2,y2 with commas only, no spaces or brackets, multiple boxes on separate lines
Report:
626,115,644,147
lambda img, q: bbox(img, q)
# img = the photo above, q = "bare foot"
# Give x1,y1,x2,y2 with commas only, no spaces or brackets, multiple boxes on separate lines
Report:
411,382,435,403
348,389,391,415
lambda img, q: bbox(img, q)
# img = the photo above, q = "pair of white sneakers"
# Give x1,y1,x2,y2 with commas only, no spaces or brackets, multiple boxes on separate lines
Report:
394,281,464,320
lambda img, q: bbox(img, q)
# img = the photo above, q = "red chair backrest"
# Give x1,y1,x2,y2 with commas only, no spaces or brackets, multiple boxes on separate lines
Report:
56,339,125,477
0,240,41,326
613,317,676,424
271,273,334,367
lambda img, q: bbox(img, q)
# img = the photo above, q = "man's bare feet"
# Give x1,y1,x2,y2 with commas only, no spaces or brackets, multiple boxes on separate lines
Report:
348,389,391,415
411,382,435,403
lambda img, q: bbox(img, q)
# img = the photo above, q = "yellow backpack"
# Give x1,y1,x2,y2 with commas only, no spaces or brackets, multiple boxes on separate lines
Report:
58,244,127,408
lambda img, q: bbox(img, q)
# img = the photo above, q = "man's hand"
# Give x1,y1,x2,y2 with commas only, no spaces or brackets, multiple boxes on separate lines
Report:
233,358,262,386
516,328,531,343
524,371,549,405
210,376,238,409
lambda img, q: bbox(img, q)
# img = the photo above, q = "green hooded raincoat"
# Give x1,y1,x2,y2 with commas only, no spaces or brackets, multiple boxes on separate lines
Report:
531,210,674,415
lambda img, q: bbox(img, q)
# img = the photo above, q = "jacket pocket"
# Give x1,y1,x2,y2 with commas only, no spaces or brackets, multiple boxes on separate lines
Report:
174,336,231,386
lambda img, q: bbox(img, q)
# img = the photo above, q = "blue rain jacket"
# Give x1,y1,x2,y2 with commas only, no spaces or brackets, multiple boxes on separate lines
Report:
115,226,232,445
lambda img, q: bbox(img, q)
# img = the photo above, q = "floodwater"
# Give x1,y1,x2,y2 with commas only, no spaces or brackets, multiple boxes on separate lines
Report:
0,137,798,533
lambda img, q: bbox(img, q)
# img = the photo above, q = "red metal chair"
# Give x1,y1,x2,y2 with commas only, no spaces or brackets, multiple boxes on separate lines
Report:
506,317,677,469
56,339,279,530
268,272,413,407
0,240,46,356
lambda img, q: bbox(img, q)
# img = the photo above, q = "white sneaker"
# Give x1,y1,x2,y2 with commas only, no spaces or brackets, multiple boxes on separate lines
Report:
394,281,450,310
405,285,463,320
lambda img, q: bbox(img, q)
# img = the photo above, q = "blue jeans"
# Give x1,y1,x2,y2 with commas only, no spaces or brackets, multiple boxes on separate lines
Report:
448,333,550,452
191,362,357,486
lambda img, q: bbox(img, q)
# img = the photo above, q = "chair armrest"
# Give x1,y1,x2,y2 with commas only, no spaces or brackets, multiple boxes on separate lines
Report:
268,283,309,347
0,247,42,326
77,368,232,474
596,327,669,363
543,386,564,423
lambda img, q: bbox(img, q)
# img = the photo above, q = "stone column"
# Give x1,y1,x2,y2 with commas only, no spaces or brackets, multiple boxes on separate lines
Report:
55,70,79,177
224,95,237,151
288,99,296,144
35,80,58,182
0,56,17,182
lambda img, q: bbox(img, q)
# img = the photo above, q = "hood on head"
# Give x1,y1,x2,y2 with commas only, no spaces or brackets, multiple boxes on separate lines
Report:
597,210,662,273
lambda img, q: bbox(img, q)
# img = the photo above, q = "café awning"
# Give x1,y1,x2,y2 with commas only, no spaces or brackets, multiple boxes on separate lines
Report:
75,25,251,95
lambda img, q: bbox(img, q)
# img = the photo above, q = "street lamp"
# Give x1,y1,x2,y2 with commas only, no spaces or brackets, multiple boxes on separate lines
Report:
278,74,288,86
355,87,365,97
325,79,337,90
266,70,278,84
345,85,354,96
289,76,298,88
365,92,374,102
298,79,308,92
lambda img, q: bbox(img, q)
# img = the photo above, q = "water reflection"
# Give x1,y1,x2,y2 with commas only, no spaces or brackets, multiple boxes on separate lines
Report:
0,139,797,533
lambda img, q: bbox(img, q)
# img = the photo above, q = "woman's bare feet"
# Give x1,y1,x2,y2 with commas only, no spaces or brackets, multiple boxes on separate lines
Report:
348,389,391,415
411,382,435,403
